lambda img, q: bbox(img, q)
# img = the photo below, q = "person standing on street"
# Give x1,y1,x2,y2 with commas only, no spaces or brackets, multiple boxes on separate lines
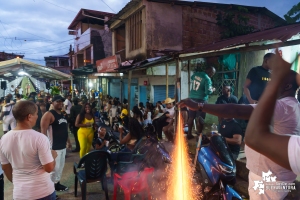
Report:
70,97,82,152
243,53,274,104
41,95,72,192
0,101,57,200
64,94,72,131
44,96,51,111
215,85,238,125
187,66,216,140
0,95,16,134
75,103,95,158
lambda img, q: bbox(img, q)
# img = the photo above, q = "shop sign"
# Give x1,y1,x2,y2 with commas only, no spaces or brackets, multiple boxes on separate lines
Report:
96,55,119,73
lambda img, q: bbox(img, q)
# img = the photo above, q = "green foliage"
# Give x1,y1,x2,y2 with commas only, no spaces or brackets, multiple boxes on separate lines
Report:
284,2,300,23
50,86,61,96
216,6,254,39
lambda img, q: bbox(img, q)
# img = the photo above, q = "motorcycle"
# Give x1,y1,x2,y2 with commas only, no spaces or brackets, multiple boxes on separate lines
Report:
196,133,242,200
108,123,172,171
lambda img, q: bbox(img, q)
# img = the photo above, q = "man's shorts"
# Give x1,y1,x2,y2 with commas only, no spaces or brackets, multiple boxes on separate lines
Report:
188,98,207,123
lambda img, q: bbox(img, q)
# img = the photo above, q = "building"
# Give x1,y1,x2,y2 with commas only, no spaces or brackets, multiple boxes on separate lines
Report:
44,55,71,74
107,0,285,107
68,9,115,69
44,54,72,93
67,8,115,97
0,52,24,61
109,0,285,62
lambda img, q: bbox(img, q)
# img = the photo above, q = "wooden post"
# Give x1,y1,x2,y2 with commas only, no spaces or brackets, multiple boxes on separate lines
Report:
120,77,123,102
187,60,191,96
128,70,132,110
61,80,63,95
175,59,182,136
166,63,169,99
71,78,74,98
175,59,181,102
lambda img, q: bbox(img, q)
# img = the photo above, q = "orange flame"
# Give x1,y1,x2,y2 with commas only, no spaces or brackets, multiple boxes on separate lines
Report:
167,112,196,200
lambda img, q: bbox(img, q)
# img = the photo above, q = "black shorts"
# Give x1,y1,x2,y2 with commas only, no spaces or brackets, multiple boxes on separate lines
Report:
188,99,207,120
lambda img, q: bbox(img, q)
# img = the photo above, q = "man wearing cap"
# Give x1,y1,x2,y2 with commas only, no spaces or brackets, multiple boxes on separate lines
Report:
41,95,72,192
70,97,82,152
162,98,176,142
187,66,216,140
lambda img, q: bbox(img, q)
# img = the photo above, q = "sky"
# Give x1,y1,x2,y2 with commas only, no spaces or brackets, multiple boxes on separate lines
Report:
0,0,298,65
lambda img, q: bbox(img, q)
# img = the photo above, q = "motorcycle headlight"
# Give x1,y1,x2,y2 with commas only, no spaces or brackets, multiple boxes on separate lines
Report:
218,164,233,173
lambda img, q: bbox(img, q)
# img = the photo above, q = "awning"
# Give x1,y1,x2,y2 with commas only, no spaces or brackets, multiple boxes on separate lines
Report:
71,64,96,76
118,56,174,72
0,58,72,80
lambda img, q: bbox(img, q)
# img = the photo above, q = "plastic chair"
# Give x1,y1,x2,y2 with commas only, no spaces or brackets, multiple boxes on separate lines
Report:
73,150,109,200
114,152,147,174
113,167,154,200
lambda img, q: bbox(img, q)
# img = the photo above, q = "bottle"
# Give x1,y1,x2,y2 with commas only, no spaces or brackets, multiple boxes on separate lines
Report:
211,123,218,135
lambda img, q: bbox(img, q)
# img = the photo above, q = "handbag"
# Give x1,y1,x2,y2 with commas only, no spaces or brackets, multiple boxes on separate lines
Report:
3,105,12,116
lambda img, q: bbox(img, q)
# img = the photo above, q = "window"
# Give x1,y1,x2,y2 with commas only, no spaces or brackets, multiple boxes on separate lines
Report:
128,10,143,51
59,59,69,67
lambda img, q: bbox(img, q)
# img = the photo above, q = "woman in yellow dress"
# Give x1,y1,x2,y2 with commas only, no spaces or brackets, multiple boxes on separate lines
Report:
75,103,95,158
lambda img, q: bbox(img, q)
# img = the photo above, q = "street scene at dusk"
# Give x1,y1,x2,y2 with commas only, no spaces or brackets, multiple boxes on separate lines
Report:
1,0,300,199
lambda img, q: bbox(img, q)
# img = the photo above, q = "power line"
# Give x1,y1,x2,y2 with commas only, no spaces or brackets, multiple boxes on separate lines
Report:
21,47,70,55
40,0,77,13
0,36,54,42
0,32,91,52
101,0,116,13
0,20,55,42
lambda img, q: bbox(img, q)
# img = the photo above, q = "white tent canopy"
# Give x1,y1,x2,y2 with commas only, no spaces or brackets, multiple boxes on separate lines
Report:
0,58,72,80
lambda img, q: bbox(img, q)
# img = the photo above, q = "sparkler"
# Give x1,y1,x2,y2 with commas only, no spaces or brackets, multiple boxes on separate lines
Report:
167,111,196,200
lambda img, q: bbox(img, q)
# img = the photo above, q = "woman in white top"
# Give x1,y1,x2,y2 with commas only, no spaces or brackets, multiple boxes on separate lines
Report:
143,104,152,126
0,96,16,134
0,100,57,200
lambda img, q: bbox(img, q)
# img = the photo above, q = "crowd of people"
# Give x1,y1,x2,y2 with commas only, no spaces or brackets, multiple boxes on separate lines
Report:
0,87,178,199
0,49,299,199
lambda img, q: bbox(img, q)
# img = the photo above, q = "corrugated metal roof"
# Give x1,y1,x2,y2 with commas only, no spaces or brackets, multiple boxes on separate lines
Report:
68,9,115,30
117,56,174,72
180,23,300,55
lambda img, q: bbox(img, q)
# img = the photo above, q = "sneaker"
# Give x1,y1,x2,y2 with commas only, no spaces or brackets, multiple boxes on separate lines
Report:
55,182,68,191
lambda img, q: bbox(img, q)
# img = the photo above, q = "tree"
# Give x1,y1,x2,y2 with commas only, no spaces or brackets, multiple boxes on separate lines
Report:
284,2,300,23
216,6,254,39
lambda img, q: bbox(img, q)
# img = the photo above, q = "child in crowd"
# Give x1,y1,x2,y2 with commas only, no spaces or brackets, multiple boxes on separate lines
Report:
94,127,110,151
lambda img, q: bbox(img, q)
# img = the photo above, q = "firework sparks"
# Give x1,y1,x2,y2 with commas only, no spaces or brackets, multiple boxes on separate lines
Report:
167,112,197,200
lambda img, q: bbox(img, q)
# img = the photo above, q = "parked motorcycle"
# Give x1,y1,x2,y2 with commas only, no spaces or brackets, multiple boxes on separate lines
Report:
196,133,242,200
108,123,172,171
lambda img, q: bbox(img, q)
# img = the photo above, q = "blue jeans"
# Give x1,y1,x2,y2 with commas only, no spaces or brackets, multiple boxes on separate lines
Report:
37,191,56,200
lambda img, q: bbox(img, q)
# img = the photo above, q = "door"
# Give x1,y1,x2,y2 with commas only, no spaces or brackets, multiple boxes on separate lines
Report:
139,86,147,106
153,85,175,104
123,83,136,110
109,81,121,99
